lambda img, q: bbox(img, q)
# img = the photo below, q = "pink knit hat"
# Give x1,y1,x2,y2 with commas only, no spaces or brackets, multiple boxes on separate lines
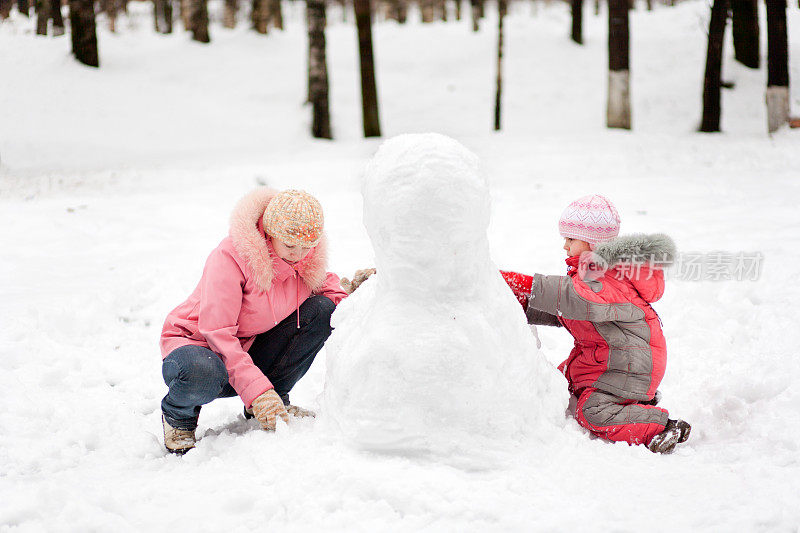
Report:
263,189,324,247
558,194,620,245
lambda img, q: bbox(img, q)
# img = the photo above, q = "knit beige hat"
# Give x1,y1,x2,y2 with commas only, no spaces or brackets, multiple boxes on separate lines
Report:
263,189,324,247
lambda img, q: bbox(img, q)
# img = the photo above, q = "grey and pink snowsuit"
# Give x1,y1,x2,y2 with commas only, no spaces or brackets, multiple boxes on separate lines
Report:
502,233,676,446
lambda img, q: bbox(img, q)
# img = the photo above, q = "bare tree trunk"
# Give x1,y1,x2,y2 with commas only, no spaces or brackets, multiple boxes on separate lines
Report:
699,0,728,132
51,0,64,34
766,0,790,132
269,0,282,29
222,0,237,27
594,0,599,16
188,0,209,42
355,0,381,136
252,0,269,33
469,0,481,30
607,0,630,128
18,0,30,16
646,0,651,10
494,0,506,130
69,0,99,67
420,0,434,21
101,0,118,32
1,0,13,19
36,0,50,34
307,0,332,138
436,0,446,20
154,0,173,32
731,0,759,68
454,0,460,20
180,0,190,29
571,0,582,43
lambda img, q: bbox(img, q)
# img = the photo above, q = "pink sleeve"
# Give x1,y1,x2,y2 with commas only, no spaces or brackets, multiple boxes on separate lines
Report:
316,271,348,305
197,248,273,407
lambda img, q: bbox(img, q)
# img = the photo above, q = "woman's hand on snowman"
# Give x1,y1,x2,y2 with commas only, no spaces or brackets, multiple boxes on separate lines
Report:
250,389,289,431
341,268,376,294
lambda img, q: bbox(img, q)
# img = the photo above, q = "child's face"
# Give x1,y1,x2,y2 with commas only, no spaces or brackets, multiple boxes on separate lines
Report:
563,238,591,257
271,237,313,264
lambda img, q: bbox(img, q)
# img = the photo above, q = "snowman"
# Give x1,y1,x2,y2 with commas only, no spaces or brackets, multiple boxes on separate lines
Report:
321,133,566,459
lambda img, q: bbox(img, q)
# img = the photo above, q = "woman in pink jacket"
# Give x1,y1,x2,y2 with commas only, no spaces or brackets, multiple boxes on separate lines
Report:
159,188,348,454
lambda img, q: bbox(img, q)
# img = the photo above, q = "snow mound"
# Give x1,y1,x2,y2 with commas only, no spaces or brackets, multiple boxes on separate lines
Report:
321,133,567,459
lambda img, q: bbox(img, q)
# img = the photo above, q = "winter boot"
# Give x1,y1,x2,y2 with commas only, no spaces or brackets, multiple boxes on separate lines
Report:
647,419,691,454
162,415,196,455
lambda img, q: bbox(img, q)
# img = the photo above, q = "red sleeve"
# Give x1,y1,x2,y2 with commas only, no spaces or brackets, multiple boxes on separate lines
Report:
500,270,534,309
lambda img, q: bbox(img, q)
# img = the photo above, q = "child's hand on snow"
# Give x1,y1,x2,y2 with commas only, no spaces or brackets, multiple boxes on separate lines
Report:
341,268,376,294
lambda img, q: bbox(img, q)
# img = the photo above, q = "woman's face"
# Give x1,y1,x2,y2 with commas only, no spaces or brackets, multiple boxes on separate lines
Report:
271,237,313,265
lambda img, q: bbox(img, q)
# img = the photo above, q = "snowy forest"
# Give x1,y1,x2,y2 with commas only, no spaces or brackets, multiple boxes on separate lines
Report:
1,0,799,529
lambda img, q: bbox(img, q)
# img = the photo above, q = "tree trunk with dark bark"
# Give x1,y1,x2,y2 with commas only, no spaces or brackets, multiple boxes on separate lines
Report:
50,0,64,34
571,0,582,44
307,0,332,138
101,0,118,32
188,0,209,41
355,0,381,137
699,0,728,132
454,0,460,20
36,0,50,34
154,0,173,32
1,0,13,19
252,0,269,33
69,0,99,67
731,0,759,68
470,0,482,31
222,0,236,27
607,0,630,128
494,0,506,130
420,0,434,22
766,0,790,132
18,0,29,16
436,0,446,20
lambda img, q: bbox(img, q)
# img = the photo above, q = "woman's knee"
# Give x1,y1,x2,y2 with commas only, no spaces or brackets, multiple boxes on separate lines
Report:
163,346,228,387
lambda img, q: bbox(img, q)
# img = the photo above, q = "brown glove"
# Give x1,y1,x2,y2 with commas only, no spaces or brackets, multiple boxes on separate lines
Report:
340,268,376,294
250,389,289,431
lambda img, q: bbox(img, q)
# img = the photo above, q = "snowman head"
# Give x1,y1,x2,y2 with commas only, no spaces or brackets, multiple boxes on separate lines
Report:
362,133,491,295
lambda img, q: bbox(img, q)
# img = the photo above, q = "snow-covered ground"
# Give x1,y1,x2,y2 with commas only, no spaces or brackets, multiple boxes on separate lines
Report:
1,1,799,530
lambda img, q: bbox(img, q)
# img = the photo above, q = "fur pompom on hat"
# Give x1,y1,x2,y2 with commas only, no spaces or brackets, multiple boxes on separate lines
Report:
262,189,324,247
558,194,621,245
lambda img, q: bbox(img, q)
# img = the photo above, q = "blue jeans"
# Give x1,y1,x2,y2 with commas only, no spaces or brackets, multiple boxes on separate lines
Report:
161,295,335,430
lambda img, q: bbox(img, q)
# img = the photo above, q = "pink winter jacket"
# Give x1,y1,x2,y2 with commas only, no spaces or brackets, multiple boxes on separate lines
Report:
160,188,348,408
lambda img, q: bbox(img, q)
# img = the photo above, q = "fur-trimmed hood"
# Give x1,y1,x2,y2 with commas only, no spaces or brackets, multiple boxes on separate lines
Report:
229,187,329,292
594,233,676,268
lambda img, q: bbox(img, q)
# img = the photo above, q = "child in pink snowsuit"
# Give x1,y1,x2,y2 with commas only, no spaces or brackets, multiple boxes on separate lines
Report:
502,194,690,454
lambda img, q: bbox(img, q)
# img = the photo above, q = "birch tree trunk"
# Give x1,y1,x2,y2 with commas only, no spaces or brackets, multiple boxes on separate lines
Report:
494,0,506,130
69,0,99,67
699,0,728,132
731,0,759,68
607,0,630,129
307,0,332,138
571,0,582,44
154,0,173,33
355,0,381,136
269,0,282,29
766,0,790,132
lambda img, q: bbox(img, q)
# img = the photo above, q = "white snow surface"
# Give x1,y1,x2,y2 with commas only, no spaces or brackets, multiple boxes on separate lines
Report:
321,134,566,460
1,0,800,531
